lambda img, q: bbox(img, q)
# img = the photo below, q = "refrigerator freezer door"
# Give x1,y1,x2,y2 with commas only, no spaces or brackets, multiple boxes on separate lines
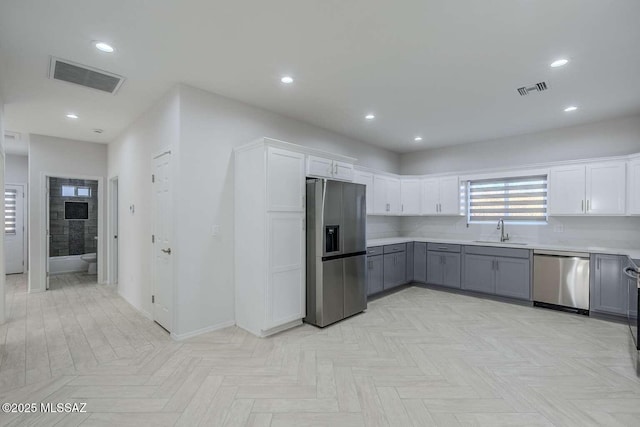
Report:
344,254,367,318
318,258,345,327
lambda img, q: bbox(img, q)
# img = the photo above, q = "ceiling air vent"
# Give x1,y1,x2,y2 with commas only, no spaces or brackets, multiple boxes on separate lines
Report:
49,57,125,94
517,81,548,96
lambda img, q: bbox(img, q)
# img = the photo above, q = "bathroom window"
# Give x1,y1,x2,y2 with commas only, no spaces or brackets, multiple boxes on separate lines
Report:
61,185,92,198
466,174,548,224
4,189,17,235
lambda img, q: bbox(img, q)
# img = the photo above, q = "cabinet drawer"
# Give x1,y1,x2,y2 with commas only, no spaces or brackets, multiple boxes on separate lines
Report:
384,243,406,254
427,243,461,253
464,245,530,259
367,246,384,256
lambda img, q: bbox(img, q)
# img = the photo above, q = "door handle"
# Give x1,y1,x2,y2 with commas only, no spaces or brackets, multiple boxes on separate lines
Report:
161,248,172,255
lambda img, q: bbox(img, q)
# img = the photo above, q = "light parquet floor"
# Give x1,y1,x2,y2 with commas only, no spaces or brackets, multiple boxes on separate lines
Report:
1,273,640,426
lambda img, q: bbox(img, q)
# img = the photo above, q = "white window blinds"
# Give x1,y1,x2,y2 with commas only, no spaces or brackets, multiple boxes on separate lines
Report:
5,189,17,234
467,175,548,223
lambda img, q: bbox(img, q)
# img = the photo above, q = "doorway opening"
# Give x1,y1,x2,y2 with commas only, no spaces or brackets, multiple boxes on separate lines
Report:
47,177,99,289
4,183,27,275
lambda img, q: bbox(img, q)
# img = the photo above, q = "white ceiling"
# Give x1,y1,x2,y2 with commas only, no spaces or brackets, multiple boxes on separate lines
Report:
1,0,639,154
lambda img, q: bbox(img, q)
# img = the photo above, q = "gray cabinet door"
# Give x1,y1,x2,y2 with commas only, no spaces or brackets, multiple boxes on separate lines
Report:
495,257,530,300
405,242,414,283
592,255,625,315
427,252,443,285
414,242,427,283
383,253,396,290
367,255,383,296
442,253,461,289
463,254,495,294
395,251,407,286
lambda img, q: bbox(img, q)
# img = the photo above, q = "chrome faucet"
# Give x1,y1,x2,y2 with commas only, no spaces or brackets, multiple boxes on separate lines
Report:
497,218,510,242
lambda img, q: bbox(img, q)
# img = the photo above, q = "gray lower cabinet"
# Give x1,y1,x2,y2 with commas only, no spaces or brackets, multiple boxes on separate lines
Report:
406,242,414,283
591,254,626,316
366,255,384,296
463,254,495,294
427,251,461,288
462,246,531,300
384,251,406,290
495,257,530,300
414,242,427,283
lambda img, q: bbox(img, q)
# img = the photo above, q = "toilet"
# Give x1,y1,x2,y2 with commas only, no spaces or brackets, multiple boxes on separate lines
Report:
80,253,97,274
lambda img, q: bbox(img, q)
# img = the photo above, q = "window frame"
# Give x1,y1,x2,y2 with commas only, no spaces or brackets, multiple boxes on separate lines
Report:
465,173,549,225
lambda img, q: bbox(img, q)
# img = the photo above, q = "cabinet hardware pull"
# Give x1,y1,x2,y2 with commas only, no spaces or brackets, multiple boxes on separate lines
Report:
496,260,499,271
335,164,338,174
587,200,590,212
161,248,172,255
581,200,584,212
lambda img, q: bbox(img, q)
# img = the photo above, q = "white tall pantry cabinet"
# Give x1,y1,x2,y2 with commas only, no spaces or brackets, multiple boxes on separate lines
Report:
235,139,306,337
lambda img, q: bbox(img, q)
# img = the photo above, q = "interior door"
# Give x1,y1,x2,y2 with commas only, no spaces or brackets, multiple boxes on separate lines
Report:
111,178,119,284
153,152,173,332
4,184,25,274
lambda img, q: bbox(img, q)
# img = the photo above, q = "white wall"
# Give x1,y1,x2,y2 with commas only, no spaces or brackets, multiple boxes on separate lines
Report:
175,85,400,337
107,88,180,318
28,134,108,292
401,114,640,175
5,154,28,183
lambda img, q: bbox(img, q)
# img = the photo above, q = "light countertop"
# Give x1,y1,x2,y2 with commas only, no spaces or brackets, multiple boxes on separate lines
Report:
367,237,640,260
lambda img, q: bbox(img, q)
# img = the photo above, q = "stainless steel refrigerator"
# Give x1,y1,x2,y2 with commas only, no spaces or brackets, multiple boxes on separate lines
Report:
305,179,367,328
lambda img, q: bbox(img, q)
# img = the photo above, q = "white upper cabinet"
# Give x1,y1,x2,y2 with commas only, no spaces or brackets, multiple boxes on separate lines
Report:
420,176,461,216
373,175,401,215
306,155,354,182
549,161,626,216
400,179,421,215
628,158,640,215
306,155,333,178
353,170,374,214
439,176,462,215
421,179,439,215
267,147,306,212
548,165,586,215
586,162,626,215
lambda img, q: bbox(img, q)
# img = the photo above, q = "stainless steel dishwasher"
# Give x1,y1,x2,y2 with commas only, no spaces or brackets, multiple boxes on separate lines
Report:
533,249,590,315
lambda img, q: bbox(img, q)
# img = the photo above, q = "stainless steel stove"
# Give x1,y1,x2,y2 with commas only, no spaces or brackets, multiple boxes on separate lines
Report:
623,258,639,351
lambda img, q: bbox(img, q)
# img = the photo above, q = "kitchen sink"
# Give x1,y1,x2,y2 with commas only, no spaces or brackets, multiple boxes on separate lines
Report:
473,240,528,246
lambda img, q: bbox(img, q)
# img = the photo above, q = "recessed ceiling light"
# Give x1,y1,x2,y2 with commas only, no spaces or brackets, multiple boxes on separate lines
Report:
94,41,114,53
280,76,294,84
66,113,79,119
414,136,423,142
365,114,375,120
550,58,569,68
564,106,578,112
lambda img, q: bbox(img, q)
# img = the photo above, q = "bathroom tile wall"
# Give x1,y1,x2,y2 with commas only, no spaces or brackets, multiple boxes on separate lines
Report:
49,178,99,256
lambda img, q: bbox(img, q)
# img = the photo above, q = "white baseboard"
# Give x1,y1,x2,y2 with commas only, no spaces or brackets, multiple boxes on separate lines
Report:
171,320,236,341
